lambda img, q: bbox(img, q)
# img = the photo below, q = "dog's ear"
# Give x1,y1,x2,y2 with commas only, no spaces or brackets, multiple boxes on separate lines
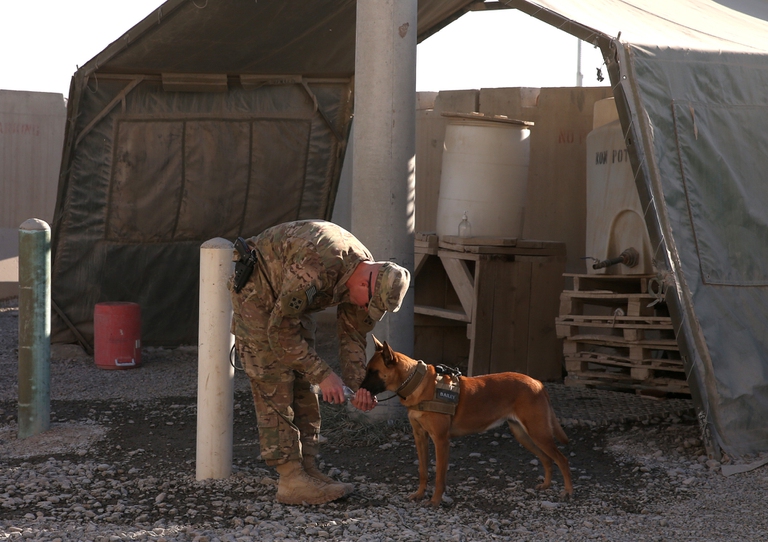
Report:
372,335,384,351
381,341,397,368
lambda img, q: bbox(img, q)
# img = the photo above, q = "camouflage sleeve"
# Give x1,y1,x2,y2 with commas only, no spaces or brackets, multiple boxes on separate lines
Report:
336,303,376,390
266,271,332,385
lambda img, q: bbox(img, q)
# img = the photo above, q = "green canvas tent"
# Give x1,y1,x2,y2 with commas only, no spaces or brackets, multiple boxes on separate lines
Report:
51,0,768,458
51,0,476,348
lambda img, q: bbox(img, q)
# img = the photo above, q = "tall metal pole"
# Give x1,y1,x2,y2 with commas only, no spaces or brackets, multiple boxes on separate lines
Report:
196,238,235,480
352,0,417,358
576,38,584,87
17,218,51,439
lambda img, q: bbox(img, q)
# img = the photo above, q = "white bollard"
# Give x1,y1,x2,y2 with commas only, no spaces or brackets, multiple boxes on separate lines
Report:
196,238,235,480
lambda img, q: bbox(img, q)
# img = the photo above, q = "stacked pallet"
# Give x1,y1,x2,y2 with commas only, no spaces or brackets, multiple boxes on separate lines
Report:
556,273,689,395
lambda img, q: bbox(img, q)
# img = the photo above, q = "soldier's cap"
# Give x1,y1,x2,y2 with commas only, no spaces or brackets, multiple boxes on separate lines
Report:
368,262,411,322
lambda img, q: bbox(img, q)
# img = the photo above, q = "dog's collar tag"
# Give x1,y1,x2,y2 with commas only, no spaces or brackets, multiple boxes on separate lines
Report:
396,360,428,399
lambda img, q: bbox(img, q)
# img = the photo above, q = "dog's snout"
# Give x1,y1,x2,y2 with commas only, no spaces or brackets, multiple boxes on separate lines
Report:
360,369,386,397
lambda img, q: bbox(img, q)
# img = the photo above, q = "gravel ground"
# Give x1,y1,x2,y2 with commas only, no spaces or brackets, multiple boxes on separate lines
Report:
2,298,768,541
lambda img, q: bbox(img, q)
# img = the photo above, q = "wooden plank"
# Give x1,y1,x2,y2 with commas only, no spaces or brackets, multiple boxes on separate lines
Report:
415,232,438,246
438,249,480,262
556,322,579,339
556,314,673,328
563,334,679,351
559,293,583,317
441,235,519,247
564,368,688,385
626,298,647,317
631,367,651,380
565,273,655,294
562,291,658,302
439,241,565,256
414,252,429,277
564,351,685,372
414,305,470,322
519,87,614,275
414,245,438,256
559,291,657,317
415,108,444,233
564,375,689,395
468,257,497,376
440,256,475,320
555,318,676,342
497,257,530,375
415,322,470,371
526,248,566,380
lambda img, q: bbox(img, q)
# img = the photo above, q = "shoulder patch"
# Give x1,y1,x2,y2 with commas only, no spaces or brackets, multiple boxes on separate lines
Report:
281,291,307,316
280,285,318,316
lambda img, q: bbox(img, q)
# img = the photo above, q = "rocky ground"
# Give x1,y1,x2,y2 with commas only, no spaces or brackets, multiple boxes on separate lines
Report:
1,298,768,541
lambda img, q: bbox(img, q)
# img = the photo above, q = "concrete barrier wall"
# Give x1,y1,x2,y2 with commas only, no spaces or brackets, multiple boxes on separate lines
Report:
0,90,67,298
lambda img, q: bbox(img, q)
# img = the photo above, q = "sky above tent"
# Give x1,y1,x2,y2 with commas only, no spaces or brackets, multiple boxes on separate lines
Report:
0,0,609,98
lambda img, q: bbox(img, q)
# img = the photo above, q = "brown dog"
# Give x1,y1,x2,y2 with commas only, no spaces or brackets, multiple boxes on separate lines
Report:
360,337,573,506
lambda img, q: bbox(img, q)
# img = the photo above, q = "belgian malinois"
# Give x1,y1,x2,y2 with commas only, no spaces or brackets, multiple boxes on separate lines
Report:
360,337,573,507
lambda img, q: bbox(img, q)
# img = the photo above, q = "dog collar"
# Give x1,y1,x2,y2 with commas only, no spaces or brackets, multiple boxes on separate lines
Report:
395,360,428,399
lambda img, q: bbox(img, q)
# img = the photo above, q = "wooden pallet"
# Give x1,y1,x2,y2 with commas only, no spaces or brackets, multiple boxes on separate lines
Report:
564,373,690,395
565,349,685,379
559,273,688,395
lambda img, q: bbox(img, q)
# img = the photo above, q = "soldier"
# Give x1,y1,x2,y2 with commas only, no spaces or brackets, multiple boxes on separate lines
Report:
229,219,410,505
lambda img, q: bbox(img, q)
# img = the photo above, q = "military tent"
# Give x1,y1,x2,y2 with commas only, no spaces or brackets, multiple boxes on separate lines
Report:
51,0,768,457
51,0,475,348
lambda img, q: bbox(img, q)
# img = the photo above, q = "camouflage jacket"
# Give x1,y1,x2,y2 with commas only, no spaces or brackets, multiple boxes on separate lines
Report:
230,220,376,387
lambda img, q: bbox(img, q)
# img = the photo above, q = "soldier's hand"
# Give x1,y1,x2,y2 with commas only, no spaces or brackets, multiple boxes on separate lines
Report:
317,372,346,404
350,388,378,412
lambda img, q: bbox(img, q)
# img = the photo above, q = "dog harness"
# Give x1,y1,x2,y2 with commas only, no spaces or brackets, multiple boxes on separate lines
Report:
397,360,462,415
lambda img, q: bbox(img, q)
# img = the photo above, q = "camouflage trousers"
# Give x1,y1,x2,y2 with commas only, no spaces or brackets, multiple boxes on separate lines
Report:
236,313,321,467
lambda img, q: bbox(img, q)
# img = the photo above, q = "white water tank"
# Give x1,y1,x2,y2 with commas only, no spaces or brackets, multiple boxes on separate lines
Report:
586,98,652,275
435,112,532,238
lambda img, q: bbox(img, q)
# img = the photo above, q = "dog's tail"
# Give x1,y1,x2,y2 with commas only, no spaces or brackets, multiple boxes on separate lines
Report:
542,387,569,445
550,408,569,445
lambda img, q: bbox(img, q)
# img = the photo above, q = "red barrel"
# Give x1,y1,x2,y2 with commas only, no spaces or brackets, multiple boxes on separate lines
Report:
93,302,142,370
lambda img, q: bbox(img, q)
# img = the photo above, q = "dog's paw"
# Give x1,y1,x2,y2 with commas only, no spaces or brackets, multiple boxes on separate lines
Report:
535,482,552,491
426,498,442,508
559,488,574,499
408,491,426,501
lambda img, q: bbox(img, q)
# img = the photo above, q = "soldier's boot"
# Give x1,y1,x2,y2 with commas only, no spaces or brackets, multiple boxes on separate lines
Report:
302,455,354,496
275,461,347,505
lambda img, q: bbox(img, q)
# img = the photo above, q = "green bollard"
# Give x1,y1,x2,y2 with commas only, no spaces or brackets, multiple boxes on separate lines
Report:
18,218,51,438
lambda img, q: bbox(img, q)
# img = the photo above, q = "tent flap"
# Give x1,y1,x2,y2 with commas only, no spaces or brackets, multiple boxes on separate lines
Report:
626,45,768,455
52,77,353,346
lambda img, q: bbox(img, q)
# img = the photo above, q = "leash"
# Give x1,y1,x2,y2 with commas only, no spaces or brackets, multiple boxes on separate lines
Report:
232,341,395,408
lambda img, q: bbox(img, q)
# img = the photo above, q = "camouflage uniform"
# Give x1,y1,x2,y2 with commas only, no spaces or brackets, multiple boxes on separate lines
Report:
229,220,377,466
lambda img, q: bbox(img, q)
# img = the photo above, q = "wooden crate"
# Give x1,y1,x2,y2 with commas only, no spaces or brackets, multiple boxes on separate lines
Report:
557,273,688,395
414,235,566,381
